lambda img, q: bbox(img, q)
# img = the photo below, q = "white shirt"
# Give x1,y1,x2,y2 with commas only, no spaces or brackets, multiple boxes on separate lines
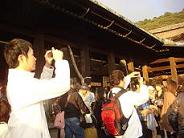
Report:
79,91,95,112
6,60,70,138
0,122,8,138
79,91,95,123
112,83,149,138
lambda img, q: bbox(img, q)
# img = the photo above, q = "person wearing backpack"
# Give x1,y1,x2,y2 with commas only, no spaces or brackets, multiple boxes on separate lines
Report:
93,87,114,138
107,70,149,138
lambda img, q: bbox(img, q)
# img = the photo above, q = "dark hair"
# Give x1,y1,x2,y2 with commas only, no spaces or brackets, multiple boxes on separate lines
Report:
4,38,32,68
0,98,11,123
110,70,124,86
80,83,89,90
84,77,92,85
131,77,140,91
96,87,105,100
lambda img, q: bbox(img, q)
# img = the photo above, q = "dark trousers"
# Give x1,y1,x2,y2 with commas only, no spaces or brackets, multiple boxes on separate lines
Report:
160,130,177,138
139,121,152,138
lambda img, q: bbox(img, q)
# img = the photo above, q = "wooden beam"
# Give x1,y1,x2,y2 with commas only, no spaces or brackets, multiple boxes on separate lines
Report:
33,34,45,78
150,57,184,65
176,63,184,69
108,53,115,75
149,65,171,72
175,57,184,63
169,57,178,82
81,47,90,77
0,23,35,37
150,58,169,64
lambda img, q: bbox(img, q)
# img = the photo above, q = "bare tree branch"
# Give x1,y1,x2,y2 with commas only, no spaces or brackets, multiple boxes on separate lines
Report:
0,41,9,45
67,45,84,84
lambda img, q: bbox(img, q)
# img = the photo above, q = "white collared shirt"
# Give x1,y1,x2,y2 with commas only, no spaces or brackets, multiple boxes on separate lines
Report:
7,60,70,138
112,83,149,138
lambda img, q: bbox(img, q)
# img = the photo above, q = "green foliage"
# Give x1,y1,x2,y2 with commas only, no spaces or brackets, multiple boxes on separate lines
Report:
136,10,184,31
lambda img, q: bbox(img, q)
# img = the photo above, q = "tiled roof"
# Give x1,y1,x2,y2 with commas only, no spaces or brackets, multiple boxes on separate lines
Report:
150,22,184,34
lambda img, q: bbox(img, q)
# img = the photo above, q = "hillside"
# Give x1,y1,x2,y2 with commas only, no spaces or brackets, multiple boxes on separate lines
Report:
136,9,184,31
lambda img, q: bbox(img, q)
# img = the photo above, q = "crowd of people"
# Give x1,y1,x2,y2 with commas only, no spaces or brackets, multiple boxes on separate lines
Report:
0,38,184,138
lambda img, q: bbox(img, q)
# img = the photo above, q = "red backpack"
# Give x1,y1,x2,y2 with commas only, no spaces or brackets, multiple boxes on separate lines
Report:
101,88,131,136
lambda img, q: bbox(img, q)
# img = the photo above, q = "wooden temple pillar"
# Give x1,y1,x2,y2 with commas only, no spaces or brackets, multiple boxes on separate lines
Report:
81,47,90,77
142,65,149,82
169,57,178,82
33,34,45,78
108,53,115,75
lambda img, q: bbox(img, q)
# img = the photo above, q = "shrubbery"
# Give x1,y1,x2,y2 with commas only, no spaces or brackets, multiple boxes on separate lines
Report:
136,9,184,30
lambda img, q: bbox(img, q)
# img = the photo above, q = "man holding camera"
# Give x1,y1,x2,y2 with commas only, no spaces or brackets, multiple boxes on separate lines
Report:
4,38,70,138
109,70,149,138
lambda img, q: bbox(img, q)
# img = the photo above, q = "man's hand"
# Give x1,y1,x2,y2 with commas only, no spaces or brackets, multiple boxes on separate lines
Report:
44,47,64,68
44,50,54,67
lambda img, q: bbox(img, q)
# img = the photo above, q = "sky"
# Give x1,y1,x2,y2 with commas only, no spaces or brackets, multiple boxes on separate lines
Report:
96,0,184,22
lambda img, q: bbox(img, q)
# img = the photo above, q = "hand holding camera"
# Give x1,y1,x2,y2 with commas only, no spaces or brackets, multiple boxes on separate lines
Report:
129,71,141,78
44,47,64,67
45,50,53,66
130,72,143,87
